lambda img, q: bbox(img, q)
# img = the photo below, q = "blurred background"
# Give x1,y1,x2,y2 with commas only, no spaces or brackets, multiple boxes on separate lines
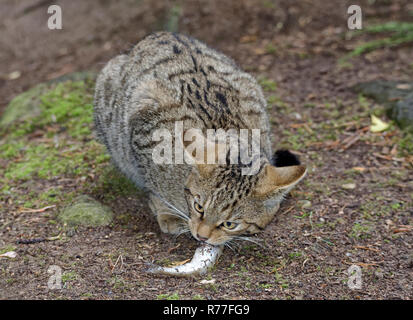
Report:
1,0,413,115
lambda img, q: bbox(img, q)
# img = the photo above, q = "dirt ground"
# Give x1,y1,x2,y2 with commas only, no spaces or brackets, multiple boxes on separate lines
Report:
0,0,412,299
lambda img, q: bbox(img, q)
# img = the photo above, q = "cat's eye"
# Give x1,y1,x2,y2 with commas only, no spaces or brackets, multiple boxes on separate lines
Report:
194,202,204,214
221,221,238,230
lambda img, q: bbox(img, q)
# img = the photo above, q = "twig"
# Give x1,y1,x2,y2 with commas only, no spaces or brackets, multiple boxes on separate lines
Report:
354,245,380,252
392,225,412,233
282,206,295,215
111,255,124,272
16,234,61,244
343,260,383,268
373,153,404,162
18,205,56,213
167,243,181,254
16,238,46,244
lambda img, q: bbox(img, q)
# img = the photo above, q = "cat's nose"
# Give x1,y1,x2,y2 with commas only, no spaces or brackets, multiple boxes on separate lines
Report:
197,234,208,242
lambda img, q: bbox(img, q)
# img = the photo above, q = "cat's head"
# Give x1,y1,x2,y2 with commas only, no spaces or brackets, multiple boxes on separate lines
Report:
183,135,306,246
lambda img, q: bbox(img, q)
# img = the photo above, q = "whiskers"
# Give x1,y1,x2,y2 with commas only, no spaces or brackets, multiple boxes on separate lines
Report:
151,182,189,222
173,222,191,240
226,235,265,251
159,210,189,222
224,240,239,252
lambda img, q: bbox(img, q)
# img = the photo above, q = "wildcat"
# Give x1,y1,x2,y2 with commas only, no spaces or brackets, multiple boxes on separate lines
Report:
94,32,306,247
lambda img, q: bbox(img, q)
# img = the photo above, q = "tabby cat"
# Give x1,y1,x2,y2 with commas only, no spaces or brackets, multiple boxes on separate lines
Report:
94,32,306,246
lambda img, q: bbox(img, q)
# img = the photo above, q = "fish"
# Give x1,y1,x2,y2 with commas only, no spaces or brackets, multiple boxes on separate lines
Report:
146,243,224,277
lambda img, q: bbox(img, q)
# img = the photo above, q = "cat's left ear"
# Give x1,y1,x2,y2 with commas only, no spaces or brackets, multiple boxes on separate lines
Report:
253,163,307,199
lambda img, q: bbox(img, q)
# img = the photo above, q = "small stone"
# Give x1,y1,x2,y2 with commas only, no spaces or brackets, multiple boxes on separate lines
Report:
8,71,21,80
298,200,312,209
0,83,47,128
353,80,413,131
374,270,384,279
58,195,113,227
342,183,356,190
396,84,411,90
200,279,216,285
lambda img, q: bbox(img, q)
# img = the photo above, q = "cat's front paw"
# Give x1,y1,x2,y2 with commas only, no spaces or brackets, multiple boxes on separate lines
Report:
156,214,185,235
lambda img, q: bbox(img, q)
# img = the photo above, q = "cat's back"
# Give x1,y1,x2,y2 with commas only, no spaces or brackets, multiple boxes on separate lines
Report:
94,32,271,194
95,31,269,130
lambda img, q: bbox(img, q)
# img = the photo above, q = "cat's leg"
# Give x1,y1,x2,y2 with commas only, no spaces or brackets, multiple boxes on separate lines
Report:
148,195,186,235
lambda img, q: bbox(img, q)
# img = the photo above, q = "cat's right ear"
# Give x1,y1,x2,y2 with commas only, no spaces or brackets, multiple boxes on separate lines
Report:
253,163,307,199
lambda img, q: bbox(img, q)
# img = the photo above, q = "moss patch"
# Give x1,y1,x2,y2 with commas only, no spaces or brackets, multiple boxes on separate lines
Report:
0,75,118,222
0,84,48,128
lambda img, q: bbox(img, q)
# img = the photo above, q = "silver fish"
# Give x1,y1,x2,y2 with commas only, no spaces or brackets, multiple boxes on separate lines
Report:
146,244,224,277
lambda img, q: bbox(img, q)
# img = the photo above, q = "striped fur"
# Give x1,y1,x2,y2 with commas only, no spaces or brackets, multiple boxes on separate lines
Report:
94,32,305,245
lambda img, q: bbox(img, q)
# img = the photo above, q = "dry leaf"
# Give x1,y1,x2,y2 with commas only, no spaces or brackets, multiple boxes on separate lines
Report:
370,115,389,133
169,258,190,267
8,71,21,80
0,251,17,259
240,35,257,43
396,84,411,90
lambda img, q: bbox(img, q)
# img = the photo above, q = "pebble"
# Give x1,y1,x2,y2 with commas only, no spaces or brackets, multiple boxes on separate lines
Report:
298,200,312,209
342,183,356,190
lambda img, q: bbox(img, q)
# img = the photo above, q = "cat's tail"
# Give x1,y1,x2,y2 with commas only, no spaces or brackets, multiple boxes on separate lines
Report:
271,149,301,167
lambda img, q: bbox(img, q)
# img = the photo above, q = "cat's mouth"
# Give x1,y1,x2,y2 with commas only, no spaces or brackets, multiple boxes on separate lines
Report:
192,233,227,247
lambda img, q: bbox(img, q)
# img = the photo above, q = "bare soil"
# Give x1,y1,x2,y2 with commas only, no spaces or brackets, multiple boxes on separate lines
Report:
0,0,412,299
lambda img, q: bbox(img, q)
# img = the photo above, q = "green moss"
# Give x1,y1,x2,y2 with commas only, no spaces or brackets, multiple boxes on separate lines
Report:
156,293,181,300
350,222,372,239
39,81,94,138
3,140,105,182
259,77,277,92
0,245,17,255
347,22,413,57
0,84,47,128
398,132,413,155
0,78,116,216
62,271,78,284
265,43,277,55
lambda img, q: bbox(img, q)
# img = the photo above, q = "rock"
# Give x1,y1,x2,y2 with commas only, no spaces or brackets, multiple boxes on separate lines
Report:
0,83,48,128
0,71,97,129
374,270,384,279
394,92,413,129
342,183,356,190
298,200,312,209
353,80,413,131
58,195,113,227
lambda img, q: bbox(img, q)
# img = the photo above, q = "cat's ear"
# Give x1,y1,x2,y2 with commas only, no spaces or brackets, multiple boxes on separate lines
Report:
182,130,221,177
253,163,307,199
